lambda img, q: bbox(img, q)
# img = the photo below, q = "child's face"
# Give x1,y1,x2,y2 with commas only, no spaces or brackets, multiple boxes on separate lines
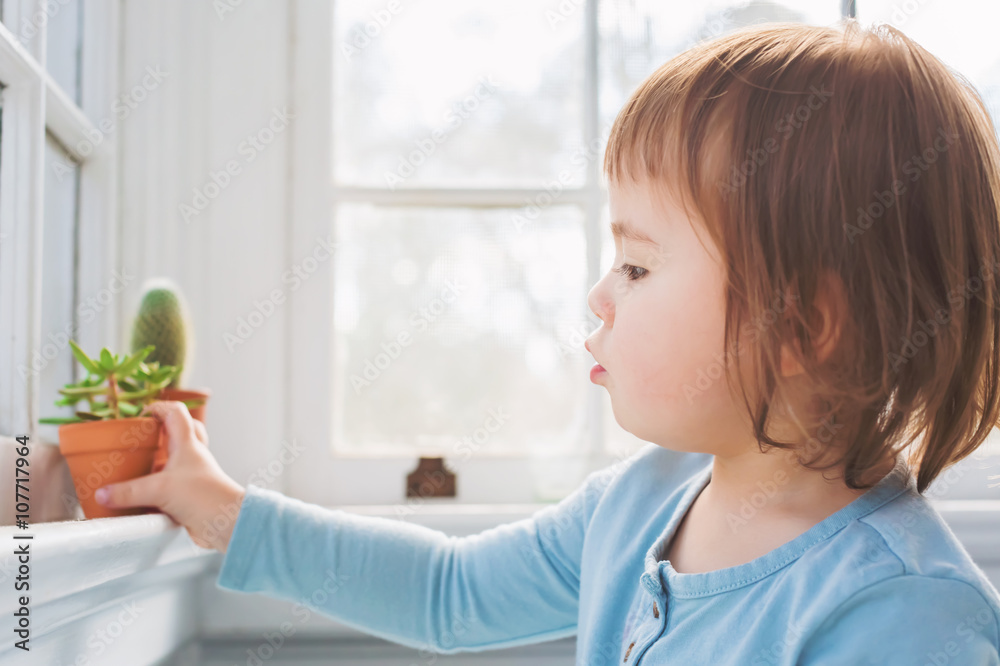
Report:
586,176,753,455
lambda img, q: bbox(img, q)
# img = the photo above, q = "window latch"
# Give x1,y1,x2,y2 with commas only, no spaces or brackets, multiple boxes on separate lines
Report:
406,456,456,498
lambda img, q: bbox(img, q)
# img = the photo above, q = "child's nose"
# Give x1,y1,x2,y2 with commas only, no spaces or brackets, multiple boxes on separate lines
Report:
587,277,614,326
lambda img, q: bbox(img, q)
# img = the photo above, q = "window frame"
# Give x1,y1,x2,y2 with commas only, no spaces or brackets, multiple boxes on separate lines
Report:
284,0,627,507
0,0,120,442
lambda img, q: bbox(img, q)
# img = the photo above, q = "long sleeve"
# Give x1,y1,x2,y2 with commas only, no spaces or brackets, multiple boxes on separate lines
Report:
795,575,1000,665
215,464,620,654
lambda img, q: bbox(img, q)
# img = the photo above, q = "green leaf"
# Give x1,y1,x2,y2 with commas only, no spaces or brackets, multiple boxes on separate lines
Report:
99,348,115,372
118,401,141,416
39,416,86,424
117,377,141,392
68,340,100,375
75,410,108,421
152,366,177,384
117,345,154,377
55,396,82,407
58,385,108,396
118,386,165,401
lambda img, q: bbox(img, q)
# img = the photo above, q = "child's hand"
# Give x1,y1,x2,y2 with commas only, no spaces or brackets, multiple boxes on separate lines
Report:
94,400,246,553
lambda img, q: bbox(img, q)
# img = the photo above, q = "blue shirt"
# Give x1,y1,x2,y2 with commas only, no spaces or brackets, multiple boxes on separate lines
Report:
216,444,1000,664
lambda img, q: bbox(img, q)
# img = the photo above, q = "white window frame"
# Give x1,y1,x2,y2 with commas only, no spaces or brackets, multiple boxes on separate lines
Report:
284,0,624,507
0,0,119,442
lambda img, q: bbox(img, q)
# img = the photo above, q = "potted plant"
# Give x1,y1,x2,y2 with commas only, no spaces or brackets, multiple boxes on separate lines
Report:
39,341,179,519
130,278,211,472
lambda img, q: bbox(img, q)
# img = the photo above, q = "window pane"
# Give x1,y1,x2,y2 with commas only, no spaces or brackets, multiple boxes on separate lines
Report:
38,133,79,441
856,0,1000,141
46,0,82,104
333,204,590,455
599,0,843,136
334,0,585,188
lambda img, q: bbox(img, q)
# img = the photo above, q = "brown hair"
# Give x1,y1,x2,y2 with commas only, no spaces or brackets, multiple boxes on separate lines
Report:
604,20,1000,494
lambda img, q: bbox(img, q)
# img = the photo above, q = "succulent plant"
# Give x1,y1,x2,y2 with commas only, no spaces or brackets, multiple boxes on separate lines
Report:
130,279,191,389
38,340,183,424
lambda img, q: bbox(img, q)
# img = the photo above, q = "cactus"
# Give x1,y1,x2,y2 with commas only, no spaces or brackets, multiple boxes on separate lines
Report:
130,278,192,388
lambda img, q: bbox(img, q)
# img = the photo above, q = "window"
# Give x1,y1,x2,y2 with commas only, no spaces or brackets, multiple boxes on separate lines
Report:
0,2,118,445
287,0,883,507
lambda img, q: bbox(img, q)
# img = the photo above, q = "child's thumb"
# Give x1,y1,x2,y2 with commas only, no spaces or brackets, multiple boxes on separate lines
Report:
95,474,163,509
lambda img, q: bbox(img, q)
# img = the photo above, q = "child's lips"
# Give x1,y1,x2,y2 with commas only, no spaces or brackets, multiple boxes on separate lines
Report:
590,363,607,382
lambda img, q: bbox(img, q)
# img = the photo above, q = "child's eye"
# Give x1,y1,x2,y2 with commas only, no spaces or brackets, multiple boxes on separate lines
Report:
614,263,648,281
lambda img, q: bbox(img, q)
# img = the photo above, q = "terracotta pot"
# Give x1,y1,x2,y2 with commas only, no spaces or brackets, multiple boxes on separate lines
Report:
58,417,162,519
151,387,211,473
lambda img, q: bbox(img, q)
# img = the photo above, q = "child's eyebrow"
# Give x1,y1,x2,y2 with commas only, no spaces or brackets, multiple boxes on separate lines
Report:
611,219,660,247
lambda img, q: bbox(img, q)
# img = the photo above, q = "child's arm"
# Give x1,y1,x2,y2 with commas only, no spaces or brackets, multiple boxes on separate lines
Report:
796,575,1000,664
94,400,617,653
215,469,613,654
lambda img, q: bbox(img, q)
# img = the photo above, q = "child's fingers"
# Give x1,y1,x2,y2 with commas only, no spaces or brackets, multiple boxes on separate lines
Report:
95,472,164,509
192,419,209,447
140,400,198,456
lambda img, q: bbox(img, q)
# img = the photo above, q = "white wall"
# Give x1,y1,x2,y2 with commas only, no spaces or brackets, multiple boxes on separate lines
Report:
117,0,307,494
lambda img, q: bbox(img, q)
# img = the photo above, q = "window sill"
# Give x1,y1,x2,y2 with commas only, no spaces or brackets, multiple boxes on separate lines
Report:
930,499,1000,572
332,501,552,536
0,512,216,615
1,501,545,626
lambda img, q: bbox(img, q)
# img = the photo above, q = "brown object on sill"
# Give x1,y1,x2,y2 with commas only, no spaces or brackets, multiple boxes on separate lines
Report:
406,456,456,498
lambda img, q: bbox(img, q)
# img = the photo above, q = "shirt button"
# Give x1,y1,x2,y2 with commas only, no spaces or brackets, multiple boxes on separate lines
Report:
624,641,635,661
653,600,659,618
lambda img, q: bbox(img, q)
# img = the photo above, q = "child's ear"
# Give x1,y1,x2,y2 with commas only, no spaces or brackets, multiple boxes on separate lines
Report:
779,270,845,377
